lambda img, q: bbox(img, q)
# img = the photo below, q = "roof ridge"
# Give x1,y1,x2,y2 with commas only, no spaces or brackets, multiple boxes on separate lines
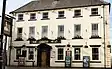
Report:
10,0,110,13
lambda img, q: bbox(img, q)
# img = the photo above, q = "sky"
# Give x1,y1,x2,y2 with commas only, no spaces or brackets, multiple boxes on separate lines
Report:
0,0,112,45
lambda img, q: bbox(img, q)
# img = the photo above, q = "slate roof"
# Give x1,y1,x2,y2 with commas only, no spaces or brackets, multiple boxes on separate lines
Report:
10,0,110,13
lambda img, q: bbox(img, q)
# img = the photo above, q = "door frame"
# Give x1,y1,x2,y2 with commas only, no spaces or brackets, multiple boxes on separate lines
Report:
37,43,52,67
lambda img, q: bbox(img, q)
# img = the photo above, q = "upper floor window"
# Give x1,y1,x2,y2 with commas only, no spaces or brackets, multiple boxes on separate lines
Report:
42,12,49,19
28,48,34,60
91,8,98,15
74,9,81,16
92,48,99,60
18,14,23,21
30,13,36,20
29,27,35,38
58,11,64,18
42,26,48,38
58,25,64,37
17,28,22,38
74,48,81,60
74,24,81,37
92,24,98,36
58,48,64,60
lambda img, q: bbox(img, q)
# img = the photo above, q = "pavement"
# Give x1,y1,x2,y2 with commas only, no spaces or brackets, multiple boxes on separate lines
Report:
5,66,111,69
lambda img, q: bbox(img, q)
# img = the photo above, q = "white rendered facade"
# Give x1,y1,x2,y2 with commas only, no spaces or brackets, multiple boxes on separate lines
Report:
8,2,111,68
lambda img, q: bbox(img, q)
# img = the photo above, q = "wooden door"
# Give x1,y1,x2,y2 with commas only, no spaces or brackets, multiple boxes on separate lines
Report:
41,51,47,67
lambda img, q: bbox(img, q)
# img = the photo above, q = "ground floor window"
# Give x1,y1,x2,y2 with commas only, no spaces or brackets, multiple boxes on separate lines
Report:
58,48,64,60
22,50,27,57
74,48,81,60
92,48,99,60
16,48,21,59
28,48,34,60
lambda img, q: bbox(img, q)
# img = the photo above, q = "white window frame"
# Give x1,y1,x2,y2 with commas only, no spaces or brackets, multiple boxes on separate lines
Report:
28,48,34,60
74,24,81,37
58,11,64,18
30,13,36,20
17,27,23,38
18,14,23,21
41,26,48,38
73,47,81,61
92,47,99,60
91,8,98,15
91,23,98,36
58,25,64,37
74,9,81,16
56,47,65,61
42,12,48,19
29,26,35,38
16,48,21,59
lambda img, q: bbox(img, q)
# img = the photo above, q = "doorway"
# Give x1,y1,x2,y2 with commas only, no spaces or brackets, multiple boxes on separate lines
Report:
37,43,52,67
41,51,47,67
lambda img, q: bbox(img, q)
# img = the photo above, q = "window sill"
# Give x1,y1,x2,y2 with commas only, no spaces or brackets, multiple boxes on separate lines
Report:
14,38,24,41
28,19,37,21
72,37,83,39
73,16,83,18
14,60,19,62
90,14,100,17
90,61,101,63
55,60,65,62
16,20,24,22
26,60,35,62
89,36,101,39
56,17,66,19
72,61,83,63
41,18,50,20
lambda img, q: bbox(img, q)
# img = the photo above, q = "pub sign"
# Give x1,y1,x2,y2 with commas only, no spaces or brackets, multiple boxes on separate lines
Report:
83,56,90,68
4,15,13,36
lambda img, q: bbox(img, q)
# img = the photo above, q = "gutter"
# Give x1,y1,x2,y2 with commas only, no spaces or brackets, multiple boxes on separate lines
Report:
103,5,106,68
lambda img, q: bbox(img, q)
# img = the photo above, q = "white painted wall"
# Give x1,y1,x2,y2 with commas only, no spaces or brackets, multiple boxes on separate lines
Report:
9,4,111,67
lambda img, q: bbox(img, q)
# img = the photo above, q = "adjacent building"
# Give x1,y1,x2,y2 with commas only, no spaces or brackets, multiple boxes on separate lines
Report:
8,0,111,68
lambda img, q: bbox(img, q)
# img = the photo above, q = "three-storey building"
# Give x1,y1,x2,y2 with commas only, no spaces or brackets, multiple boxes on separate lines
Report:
8,0,111,68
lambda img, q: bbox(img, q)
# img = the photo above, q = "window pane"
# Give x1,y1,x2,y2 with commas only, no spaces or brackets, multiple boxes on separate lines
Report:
74,48,80,60
17,28,22,38
92,24,98,36
22,50,27,57
43,12,48,18
58,11,64,17
92,48,99,60
91,8,98,15
18,28,22,33
29,27,35,38
18,14,23,20
58,48,63,60
75,10,81,16
29,55,34,60
74,24,81,36
29,48,34,60
58,25,64,37
30,13,36,19
16,48,21,59
42,26,48,37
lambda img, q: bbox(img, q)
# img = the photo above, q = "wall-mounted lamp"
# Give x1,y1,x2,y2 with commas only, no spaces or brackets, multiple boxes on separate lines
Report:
84,42,88,48
67,43,70,47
